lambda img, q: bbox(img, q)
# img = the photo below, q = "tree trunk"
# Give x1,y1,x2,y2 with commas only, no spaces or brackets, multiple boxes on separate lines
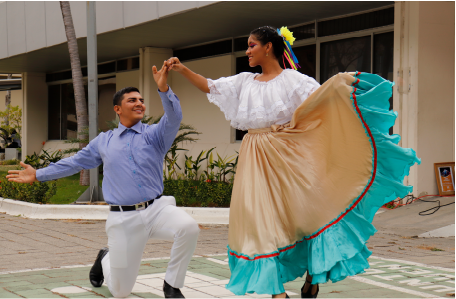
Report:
59,1,90,186
4,74,11,127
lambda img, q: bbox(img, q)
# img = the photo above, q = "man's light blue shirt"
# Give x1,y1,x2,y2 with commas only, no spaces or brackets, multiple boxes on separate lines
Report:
36,87,182,205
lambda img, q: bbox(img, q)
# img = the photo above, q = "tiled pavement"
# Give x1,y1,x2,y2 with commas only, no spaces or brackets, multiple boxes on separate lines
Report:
0,254,454,298
0,199,454,298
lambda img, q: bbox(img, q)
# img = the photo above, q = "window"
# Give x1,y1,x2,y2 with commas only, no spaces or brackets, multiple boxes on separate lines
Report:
318,7,394,37
320,35,371,82
292,44,317,79
117,57,140,72
48,83,87,140
48,85,61,140
373,31,394,134
174,40,232,62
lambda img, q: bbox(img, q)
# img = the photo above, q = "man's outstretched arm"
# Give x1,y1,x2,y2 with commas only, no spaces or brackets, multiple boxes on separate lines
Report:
7,136,103,183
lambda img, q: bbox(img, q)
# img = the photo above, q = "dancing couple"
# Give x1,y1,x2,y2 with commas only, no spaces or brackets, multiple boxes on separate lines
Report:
8,25,420,298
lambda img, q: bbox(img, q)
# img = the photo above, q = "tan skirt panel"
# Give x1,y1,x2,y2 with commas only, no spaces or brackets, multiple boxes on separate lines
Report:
228,73,373,257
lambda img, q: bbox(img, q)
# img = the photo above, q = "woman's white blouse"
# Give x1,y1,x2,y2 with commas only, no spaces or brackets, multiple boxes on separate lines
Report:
206,69,321,130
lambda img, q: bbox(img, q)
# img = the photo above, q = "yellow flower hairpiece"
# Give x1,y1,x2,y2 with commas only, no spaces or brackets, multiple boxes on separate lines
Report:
280,26,296,45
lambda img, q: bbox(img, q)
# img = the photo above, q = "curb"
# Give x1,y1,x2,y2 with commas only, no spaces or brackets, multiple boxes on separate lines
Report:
0,198,229,225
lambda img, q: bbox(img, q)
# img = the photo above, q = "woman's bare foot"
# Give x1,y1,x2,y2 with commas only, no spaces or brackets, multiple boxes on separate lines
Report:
272,292,287,298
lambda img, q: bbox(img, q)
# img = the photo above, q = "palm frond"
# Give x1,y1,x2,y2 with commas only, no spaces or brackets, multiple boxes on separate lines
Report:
179,124,196,131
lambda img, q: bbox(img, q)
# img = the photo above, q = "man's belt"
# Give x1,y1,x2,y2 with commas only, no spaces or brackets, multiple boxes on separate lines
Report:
110,194,162,212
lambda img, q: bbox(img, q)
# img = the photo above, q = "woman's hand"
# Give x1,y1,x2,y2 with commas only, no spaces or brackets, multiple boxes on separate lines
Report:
6,162,38,183
152,61,169,92
165,57,209,93
167,57,186,73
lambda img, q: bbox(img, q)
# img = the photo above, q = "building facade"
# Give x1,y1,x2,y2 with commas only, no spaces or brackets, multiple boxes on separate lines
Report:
0,1,454,197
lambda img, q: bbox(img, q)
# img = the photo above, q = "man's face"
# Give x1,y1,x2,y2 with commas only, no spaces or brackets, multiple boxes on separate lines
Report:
114,91,145,123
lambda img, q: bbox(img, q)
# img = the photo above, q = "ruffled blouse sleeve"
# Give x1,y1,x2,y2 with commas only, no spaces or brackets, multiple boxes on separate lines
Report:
287,73,320,104
206,72,252,123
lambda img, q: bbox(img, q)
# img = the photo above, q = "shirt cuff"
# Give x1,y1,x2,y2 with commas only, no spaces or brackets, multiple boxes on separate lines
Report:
35,169,48,182
157,86,179,102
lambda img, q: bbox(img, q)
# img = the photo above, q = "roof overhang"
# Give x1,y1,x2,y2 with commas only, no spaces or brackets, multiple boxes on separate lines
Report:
0,1,393,74
0,78,22,91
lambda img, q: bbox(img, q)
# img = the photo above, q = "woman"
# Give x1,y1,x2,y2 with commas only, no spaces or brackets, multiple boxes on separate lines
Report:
166,26,420,298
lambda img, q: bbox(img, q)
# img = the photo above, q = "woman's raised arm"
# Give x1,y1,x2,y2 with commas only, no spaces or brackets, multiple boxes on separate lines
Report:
167,57,210,93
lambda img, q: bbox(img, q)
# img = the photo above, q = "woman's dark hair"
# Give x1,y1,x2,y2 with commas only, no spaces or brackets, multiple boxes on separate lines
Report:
250,26,285,60
113,86,140,106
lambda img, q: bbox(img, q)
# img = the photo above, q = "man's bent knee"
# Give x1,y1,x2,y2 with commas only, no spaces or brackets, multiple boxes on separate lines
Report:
176,218,200,240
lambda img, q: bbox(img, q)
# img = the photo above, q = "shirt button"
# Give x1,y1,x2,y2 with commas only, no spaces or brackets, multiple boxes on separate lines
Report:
127,143,130,146
133,170,136,174
138,185,141,188
129,156,132,160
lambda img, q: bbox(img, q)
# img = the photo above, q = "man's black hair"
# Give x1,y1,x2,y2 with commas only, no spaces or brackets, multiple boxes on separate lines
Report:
250,26,286,61
113,87,140,106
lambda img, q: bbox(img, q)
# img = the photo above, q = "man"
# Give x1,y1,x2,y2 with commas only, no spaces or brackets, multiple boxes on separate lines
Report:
7,62,199,298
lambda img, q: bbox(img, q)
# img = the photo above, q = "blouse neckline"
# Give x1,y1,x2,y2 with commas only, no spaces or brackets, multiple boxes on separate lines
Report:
251,69,289,85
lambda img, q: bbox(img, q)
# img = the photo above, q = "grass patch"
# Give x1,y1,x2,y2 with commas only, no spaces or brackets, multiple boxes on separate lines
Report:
431,247,444,251
50,173,103,204
417,245,445,251
0,170,102,204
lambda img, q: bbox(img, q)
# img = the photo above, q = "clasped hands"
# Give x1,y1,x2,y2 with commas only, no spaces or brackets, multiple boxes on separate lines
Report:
153,57,184,92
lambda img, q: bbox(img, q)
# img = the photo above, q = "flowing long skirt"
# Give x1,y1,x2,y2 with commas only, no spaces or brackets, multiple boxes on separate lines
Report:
226,72,421,295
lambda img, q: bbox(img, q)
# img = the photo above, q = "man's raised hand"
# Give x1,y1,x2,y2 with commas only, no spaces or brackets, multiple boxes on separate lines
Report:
6,162,38,183
152,61,169,92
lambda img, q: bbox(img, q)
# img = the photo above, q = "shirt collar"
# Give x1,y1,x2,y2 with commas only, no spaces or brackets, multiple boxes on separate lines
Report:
114,120,143,136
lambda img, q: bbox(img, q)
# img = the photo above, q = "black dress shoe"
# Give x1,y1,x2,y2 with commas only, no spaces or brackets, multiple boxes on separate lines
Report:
163,280,185,298
301,277,319,298
89,247,109,287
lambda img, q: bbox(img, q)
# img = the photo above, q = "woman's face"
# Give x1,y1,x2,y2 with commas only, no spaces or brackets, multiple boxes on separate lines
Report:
246,35,269,67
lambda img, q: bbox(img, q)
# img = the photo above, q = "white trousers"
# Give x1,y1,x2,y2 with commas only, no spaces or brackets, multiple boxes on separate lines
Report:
100,196,200,298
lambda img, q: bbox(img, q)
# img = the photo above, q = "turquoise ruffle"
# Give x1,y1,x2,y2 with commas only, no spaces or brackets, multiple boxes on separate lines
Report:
226,72,421,295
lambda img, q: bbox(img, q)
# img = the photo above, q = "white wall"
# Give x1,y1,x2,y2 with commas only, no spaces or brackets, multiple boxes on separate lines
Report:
0,90,23,111
170,54,241,168
416,1,455,195
22,73,48,158
0,1,220,59
116,70,140,92
394,1,455,196
98,84,117,132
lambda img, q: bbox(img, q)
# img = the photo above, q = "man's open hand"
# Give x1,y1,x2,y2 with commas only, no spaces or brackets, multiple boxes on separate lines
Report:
152,61,170,92
6,162,38,183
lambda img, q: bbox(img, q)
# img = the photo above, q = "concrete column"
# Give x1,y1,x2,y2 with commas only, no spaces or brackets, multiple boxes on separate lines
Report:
139,47,173,117
22,72,48,159
393,1,455,196
393,2,420,195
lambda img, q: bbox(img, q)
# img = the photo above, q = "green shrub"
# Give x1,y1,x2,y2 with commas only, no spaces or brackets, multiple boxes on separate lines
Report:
164,177,232,207
0,180,57,204
0,159,20,165
24,149,63,169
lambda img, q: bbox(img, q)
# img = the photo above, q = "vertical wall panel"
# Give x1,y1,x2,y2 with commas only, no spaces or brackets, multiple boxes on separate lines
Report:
70,1,87,38
0,2,8,59
123,1,158,28
96,1,123,33
158,1,198,18
25,2,46,52
7,2,26,56
45,1,66,46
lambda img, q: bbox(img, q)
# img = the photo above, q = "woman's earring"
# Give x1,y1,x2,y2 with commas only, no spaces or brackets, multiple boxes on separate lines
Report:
266,53,269,56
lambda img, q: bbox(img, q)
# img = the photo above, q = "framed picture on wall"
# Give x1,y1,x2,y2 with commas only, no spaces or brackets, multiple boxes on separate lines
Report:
434,162,455,196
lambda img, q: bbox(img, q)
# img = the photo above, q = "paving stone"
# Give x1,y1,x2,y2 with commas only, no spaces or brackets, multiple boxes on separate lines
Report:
0,291,22,298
